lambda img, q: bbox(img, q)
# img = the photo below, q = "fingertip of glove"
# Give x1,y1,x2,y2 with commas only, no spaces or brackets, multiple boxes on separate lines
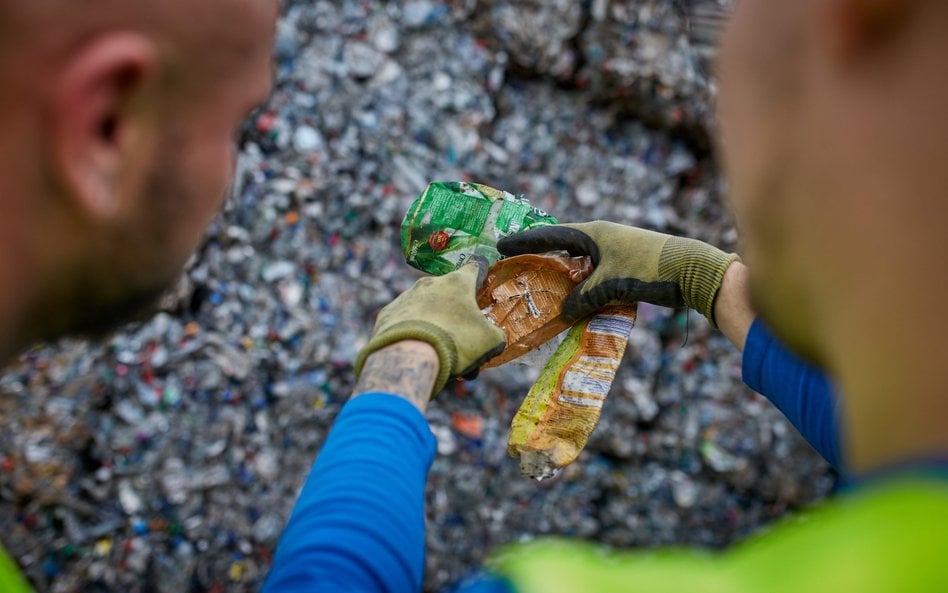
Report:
463,254,490,289
457,339,507,378
460,343,503,380
562,284,598,323
489,336,507,358
496,232,534,256
501,226,601,262
496,225,570,255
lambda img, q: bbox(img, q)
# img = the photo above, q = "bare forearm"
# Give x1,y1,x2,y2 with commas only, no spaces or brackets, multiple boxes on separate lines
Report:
714,261,755,351
352,340,439,412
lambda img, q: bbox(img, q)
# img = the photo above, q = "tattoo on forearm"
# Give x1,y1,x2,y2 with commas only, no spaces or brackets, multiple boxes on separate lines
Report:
353,346,438,411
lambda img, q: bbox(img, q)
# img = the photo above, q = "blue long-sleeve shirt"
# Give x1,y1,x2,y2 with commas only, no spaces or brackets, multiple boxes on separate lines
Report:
262,393,437,592
263,319,841,593
742,317,843,470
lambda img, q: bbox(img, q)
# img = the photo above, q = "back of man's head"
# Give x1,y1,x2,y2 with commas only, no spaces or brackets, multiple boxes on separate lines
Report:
717,0,948,472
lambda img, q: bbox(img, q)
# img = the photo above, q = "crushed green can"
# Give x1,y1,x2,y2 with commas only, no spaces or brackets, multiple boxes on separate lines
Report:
401,181,558,276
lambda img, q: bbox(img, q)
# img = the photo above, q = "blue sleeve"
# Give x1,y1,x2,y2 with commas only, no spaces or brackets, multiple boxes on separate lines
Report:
742,317,844,471
450,572,518,593
262,393,437,593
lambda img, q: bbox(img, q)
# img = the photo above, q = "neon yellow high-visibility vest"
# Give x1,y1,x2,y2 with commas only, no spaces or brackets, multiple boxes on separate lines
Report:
491,478,948,593
0,545,31,593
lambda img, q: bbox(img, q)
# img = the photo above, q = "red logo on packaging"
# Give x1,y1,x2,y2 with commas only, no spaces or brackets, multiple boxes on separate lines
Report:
428,231,450,251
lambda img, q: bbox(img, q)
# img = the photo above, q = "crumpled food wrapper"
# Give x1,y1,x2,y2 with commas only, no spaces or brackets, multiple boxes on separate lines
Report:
508,304,637,479
477,254,593,369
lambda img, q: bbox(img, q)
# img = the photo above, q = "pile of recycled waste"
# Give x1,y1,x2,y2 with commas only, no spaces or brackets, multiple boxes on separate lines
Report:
0,1,833,591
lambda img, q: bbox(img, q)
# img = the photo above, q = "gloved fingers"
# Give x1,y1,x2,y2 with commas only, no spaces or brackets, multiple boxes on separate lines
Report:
562,279,612,322
630,279,684,308
497,225,601,264
444,254,491,292
562,278,684,321
430,257,508,376
457,337,507,378
559,265,622,321
466,254,491,291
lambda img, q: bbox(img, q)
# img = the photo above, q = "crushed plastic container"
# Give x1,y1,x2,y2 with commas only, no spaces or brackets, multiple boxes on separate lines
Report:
401,181,557,276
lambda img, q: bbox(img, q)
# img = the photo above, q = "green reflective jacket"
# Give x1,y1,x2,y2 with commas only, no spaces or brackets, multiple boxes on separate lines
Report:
491,478,948,593
0,544,30,593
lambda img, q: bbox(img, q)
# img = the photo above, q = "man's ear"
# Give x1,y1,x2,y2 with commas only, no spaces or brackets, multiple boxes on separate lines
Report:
825,0,915,64
50,33,158,221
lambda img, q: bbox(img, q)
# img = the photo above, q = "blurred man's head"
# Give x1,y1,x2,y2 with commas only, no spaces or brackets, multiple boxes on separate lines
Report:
0,0,277,354
717,0,948,470
718,0,948,365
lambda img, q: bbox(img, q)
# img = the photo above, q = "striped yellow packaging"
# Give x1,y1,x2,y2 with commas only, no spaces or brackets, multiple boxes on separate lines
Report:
508,304,637,479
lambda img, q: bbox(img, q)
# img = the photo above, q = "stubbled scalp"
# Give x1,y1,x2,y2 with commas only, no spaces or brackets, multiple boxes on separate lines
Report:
0,0,279,98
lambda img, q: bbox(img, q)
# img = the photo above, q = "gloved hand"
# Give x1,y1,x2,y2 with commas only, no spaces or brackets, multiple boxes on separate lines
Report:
497,221,740,326
354,256,507,396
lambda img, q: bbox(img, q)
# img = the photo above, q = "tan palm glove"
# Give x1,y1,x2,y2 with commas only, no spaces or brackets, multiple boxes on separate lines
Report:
354,257,507,396
497,221,740,326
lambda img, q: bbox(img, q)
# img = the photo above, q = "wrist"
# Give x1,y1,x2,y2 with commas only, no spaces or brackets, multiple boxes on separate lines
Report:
712,262,755,351
353,340,440,411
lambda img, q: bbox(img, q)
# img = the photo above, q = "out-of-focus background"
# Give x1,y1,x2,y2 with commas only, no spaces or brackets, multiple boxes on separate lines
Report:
0,1,834,591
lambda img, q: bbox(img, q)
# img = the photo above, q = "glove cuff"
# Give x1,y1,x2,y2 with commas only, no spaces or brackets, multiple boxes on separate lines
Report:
354,320,458,396
658,236,740,327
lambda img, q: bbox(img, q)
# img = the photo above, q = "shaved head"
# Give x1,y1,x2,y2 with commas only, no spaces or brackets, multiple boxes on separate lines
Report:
0,0,277,102
0,0,277,356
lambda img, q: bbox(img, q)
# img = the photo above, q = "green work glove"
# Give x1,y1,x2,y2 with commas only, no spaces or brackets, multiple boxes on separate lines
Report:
354,256,507,395
497,221,740,326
